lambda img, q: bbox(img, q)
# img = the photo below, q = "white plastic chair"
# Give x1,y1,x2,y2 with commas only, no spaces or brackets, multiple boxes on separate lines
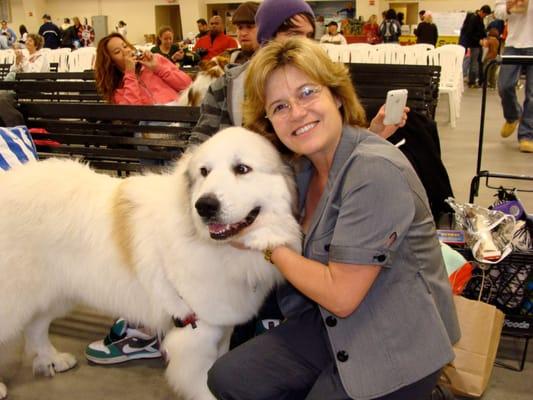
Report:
404,43,434,65
348,43,373,63
429,45,465,128
370,43,402,64
47,48,72,72
0,49,15,64
337,44,351,63
68,47,96,72
319,43,341,63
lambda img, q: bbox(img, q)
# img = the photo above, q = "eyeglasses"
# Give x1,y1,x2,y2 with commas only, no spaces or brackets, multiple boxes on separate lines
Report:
265,85,323,121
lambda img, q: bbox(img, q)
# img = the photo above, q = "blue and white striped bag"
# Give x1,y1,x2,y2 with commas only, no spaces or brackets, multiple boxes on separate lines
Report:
0,126,38,171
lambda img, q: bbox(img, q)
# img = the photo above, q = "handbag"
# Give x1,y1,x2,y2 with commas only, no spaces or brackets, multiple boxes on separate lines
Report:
441,295,504,397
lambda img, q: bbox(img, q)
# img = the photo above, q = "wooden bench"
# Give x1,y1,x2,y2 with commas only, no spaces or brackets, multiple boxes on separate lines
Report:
0,71,101,102
22,102,200,174
2,64,440,174
349,63,441,120
0,71,199,174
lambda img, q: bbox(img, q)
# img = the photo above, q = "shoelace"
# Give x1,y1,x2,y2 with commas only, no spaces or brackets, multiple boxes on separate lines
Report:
103,326,127,345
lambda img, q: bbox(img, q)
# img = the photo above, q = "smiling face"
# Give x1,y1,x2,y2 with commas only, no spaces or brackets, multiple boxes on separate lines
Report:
106,36,134,71
187,127,296,242
159,29,174,49
25,37,36,53
264,65,342,166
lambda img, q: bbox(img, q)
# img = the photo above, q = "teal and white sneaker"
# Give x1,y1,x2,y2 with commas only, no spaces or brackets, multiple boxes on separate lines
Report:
85,318,161,364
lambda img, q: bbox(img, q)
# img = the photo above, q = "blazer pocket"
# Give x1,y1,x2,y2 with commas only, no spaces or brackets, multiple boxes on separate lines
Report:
309,228,334,263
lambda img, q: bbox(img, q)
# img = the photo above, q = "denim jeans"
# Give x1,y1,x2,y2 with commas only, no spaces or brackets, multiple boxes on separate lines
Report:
468,47,482,85
498,46,533,141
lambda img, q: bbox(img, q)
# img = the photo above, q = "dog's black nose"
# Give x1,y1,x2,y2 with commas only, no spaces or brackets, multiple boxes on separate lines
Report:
195,195,220,219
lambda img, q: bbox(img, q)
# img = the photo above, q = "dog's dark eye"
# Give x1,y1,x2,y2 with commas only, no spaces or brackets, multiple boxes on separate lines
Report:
200,167,209,177
233,164,252,175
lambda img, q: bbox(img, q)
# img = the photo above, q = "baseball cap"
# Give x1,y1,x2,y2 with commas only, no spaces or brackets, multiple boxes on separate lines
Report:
233,2,260,25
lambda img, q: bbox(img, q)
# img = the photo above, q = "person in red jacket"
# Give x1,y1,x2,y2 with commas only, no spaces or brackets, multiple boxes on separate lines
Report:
193,15,238,61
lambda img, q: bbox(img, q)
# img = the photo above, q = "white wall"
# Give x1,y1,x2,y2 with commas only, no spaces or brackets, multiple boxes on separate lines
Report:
9,0,486,44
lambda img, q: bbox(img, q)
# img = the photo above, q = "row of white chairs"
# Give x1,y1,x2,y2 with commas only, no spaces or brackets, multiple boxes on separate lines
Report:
0,47,96,72
320,43,465,128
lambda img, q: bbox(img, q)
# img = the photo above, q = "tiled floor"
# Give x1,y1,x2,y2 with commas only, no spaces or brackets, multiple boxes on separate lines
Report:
2,86,532,399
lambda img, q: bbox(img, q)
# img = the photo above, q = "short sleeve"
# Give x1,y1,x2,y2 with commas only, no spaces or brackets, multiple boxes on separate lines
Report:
329,155,415,267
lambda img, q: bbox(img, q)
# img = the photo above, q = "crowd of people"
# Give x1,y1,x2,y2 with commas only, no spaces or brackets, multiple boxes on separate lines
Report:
0,0,531,398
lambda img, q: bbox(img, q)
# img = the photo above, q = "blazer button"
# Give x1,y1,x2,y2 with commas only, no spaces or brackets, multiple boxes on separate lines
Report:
325,316,337,327
374,254,386,262
324,244,330,252
337,350,349,362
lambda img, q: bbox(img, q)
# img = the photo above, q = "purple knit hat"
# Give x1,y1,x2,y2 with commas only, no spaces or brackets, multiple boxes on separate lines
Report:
256,0,315,45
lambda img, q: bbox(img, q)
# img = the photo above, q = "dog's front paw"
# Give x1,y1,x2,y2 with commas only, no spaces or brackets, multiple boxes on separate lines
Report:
33,352,77,377
0,382,7,400
243,222,301,253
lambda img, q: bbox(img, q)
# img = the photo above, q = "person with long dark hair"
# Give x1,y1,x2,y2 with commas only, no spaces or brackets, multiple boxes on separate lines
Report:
94,32,191,104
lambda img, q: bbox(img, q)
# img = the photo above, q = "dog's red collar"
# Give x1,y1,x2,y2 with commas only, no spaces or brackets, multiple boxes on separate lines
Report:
173,313,198,329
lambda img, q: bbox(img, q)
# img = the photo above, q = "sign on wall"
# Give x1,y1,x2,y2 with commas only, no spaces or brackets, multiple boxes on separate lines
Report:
432,12,467,36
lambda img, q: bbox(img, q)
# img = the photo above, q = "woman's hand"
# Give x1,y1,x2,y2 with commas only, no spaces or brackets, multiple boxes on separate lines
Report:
15,50,23,65
172,48,185,63
124,52,137,72
139,51,157,71
368,105,410,139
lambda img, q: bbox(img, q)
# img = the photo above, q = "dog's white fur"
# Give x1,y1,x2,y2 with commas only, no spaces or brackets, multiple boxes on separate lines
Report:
0,127,301,400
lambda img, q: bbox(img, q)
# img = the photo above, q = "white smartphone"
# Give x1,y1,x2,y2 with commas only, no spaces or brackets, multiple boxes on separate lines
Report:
383,89,408,125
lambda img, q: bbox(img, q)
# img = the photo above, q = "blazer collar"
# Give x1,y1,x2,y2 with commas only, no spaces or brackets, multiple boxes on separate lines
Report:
295,126,362,252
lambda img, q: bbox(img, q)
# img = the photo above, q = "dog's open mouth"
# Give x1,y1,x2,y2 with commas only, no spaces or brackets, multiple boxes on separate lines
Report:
208,207,261,240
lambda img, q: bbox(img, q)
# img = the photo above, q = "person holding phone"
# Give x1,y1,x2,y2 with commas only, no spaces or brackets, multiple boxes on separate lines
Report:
94,32,191,104
207,37,460,400
151,26,199,67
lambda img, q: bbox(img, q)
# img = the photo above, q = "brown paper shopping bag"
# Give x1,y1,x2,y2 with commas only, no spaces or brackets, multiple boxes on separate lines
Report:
441,295,505,397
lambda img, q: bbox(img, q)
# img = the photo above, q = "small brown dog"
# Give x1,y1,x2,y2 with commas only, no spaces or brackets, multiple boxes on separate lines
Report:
178,55,229,106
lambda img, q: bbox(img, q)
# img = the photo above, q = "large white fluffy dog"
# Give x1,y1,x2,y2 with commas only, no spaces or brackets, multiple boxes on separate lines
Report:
0,127,301,400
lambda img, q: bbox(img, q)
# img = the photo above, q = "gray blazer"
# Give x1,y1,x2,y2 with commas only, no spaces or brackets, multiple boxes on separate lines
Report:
278,126,460,400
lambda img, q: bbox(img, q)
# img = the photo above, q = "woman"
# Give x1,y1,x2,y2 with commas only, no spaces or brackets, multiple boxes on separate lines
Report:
94,32,191,104
18,25,28,46
379,8,401,43
116,20,127,37
414,11,439,46
362,14,380,44
207,37,460,400
72,17,84,47
9,34,49,74
87,32,192,364
151,26,199,67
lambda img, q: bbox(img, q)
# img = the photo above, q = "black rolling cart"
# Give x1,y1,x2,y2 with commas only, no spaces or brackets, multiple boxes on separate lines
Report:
464,55,533,371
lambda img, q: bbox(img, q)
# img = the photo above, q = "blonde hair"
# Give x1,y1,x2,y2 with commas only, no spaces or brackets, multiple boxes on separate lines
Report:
243,37,367,154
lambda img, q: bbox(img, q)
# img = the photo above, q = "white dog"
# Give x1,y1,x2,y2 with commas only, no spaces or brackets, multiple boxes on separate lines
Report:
0,127,301,400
